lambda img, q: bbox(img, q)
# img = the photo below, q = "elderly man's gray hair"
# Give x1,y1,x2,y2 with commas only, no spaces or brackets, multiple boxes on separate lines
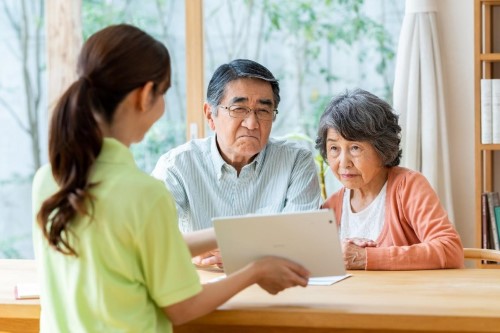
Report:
206,59,280,116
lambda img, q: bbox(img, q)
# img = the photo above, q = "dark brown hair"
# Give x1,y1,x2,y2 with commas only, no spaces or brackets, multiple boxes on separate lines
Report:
37,24,171,255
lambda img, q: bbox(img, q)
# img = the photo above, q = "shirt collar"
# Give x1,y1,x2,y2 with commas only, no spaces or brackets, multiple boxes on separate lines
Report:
253,141,267,175
210,135,226,180
210,135,269,180
96,137,136,167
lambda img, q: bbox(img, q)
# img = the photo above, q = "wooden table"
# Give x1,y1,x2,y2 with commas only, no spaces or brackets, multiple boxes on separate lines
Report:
177,268,500,333
2,260,500,333
0,260,39,333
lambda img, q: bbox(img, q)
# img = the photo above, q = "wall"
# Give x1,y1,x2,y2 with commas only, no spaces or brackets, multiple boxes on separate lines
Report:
436,0,475,247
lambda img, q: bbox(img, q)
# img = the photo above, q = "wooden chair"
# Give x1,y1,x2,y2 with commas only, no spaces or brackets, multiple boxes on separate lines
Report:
463,247,500,262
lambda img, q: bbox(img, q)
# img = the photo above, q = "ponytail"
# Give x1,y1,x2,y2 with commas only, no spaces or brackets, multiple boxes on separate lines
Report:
36,24,171,256
37,77,102,256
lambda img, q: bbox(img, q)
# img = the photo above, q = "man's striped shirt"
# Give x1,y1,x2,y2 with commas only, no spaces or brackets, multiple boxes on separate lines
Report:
151,136,322,232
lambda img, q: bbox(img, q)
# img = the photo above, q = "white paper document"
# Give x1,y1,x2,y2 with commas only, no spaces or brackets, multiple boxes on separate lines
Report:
209,274,351,286
307,274,351,286
14,283,40,300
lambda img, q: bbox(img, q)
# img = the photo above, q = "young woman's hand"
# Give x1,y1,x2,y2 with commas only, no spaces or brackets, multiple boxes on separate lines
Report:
164,256,309,325
250,257,310,294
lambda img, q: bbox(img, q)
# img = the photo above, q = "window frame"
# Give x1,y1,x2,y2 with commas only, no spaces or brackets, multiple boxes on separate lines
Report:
46,0,206,141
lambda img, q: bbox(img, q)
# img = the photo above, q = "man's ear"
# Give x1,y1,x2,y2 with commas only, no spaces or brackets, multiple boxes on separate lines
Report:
138,81,155,112
204,102,216,131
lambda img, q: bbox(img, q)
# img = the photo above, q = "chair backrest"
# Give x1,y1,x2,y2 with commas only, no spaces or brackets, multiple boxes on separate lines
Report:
463,248,500,262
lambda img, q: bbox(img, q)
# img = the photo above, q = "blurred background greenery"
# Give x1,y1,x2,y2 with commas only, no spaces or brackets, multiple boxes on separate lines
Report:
0,0,403,258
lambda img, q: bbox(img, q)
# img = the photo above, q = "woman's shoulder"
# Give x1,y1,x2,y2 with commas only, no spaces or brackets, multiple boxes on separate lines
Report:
32,164,58,203
33,164,52,185
126,168,169,194
388,166,427,182
387,166,433,192
97,166,172,206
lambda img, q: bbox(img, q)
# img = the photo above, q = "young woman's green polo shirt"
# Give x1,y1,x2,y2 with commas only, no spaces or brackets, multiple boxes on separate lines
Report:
32,138,202,333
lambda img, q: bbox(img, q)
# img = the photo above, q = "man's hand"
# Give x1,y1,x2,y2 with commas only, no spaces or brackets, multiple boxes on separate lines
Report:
192,250,223,268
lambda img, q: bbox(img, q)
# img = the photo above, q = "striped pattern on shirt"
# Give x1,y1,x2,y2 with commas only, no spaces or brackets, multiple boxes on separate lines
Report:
151,136,322,232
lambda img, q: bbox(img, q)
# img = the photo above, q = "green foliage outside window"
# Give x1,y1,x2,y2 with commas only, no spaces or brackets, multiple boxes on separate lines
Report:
0,0,402,258
82,0,187,172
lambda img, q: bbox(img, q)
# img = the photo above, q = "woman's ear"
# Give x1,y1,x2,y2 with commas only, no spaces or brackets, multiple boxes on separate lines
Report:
204,102,216,131
138,81,155,113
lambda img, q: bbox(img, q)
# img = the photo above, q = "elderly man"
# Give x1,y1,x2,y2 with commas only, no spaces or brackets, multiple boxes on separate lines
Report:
152,59,321,265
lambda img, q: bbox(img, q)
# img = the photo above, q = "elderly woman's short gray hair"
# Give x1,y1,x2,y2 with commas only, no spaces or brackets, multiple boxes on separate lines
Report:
315,88,402,167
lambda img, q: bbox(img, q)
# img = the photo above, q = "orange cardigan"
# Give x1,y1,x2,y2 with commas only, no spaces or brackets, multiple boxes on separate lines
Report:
323,167,464,270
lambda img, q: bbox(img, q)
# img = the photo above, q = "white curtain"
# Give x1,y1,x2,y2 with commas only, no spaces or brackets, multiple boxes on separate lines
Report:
393,0,455,222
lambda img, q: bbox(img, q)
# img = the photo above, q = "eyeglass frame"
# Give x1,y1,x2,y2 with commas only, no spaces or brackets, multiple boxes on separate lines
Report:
217,104,279,121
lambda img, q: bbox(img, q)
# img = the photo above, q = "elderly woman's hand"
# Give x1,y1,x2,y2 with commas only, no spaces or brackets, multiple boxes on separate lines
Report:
344,237,377,248
342,238,377,270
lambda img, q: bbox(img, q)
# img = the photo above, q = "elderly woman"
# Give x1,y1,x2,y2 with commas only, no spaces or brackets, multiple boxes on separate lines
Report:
316,89,464,270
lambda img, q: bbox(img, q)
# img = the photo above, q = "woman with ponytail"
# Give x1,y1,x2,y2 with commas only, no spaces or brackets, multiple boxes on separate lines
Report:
33,24,309,333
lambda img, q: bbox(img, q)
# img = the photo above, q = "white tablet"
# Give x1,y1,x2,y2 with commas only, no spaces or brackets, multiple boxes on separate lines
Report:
213,209,345,278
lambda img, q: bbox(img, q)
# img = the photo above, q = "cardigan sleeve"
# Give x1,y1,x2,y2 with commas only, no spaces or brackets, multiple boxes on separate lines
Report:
321,188,344,228
366,169,464,270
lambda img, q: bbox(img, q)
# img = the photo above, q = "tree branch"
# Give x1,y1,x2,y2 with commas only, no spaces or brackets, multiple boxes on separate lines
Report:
2,2,21,34
0,97,29,134
34,0,44,113
155,0,186,118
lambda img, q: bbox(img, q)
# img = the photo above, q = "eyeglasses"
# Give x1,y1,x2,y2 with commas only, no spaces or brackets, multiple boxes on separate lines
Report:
218,105,278,121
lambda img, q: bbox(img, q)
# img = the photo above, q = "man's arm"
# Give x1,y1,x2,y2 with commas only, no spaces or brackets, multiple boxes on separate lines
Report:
151,153,192,232
183,228,217,257
283,149,322,211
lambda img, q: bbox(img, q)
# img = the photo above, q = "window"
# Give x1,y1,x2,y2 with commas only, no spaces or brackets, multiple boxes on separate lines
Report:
203,0,403,140
82,0,188,171
0,1,46,258
0,0,403,259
